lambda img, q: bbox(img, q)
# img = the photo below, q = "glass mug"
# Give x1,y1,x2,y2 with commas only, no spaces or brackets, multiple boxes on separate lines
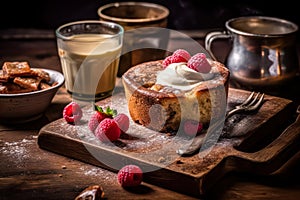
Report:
56,20,124,101
205,16,299,90
98,2,170,77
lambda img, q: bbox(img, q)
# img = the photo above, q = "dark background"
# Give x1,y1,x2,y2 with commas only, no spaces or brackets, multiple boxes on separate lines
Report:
0,0,299,32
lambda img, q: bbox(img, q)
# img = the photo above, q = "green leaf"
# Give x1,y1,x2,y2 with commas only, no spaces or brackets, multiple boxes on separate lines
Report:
105,106,117,117
94,104,103,112
93,104,117,117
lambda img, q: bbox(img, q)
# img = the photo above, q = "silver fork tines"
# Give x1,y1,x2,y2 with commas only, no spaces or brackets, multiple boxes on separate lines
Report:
226,91,265,119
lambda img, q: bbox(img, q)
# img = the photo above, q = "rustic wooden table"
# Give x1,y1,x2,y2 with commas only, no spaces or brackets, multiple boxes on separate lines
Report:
1,29,300,200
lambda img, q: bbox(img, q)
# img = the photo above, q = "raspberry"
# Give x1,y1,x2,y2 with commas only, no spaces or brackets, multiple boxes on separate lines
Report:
117,165,143,187
183,120,203,136
187,53,212,73
162,55,173,68
114,113,130,133
88,111,110,132
162,49,191,68
63,102,83,124
94,118,121,142
172,49,191,61
170,54,188,63
88,105,115,133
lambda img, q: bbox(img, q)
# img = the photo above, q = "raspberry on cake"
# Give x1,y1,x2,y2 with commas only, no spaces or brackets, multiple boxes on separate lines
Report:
122,50,230,133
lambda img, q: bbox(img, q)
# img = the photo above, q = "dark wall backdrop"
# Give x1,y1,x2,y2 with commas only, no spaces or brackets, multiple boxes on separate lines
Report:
0,0,299,32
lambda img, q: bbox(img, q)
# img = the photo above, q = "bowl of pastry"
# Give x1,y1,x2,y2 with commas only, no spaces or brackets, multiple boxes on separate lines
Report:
0,61,65,124
122,49,230,133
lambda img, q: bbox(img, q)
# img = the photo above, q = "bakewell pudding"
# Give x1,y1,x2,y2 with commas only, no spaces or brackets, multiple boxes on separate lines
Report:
122,49,230,133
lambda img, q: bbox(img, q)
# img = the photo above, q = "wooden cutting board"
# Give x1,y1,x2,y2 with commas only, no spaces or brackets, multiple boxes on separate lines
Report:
37,87,298,197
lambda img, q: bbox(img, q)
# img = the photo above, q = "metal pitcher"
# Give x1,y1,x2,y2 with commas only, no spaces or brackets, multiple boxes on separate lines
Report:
205,16,299,88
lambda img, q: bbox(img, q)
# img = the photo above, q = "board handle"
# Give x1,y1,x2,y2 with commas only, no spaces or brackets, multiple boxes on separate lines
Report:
228,106,300,175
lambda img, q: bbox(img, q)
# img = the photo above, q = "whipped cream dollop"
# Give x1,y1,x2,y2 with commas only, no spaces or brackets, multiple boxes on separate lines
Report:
156,62,214,91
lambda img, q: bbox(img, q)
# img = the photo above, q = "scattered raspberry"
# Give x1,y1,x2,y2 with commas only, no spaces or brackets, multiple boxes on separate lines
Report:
94,118,121,142
88,105,116,132
63,102,83,124
183,120,203,136
117,165,143,187
172,49,191,61
187,53,212,73
114,113,130,133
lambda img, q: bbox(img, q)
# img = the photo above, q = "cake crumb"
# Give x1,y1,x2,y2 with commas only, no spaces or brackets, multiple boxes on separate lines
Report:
158,156,166,163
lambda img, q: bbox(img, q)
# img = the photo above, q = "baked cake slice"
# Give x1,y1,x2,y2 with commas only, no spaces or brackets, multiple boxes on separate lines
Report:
122,50,230,133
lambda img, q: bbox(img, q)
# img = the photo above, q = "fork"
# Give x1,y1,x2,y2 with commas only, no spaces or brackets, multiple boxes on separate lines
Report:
226,91,265,119
177,91,265,156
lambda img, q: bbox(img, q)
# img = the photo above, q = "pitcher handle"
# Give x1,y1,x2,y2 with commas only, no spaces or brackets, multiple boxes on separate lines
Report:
205,31,231,61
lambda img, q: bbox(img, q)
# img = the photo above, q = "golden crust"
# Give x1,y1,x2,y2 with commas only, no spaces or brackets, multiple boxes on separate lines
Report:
122,60,230,133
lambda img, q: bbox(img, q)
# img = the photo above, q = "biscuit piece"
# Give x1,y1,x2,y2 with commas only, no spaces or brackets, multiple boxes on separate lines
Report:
0,82,33,94
30,68,51,82
0,70,9,83
39,82,52,90
13,77,42,91
0,84,8,93
2,62,31,77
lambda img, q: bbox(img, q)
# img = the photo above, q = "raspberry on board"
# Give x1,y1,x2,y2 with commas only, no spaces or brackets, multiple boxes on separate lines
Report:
114,113,130,133
117,165,143,187
94,118,121,142
88,105,116,133
63,101,83,124
88,111,110,133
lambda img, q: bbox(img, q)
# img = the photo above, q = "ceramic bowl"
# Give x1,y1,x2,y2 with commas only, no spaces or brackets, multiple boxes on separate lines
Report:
0,68,64,124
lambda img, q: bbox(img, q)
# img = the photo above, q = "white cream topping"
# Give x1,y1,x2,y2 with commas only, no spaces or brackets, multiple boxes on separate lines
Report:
156,62,214,91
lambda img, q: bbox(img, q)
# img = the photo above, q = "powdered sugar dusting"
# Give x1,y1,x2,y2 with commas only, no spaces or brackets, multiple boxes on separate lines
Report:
1,135,36,165
79,166,103,176
78,166,113,181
